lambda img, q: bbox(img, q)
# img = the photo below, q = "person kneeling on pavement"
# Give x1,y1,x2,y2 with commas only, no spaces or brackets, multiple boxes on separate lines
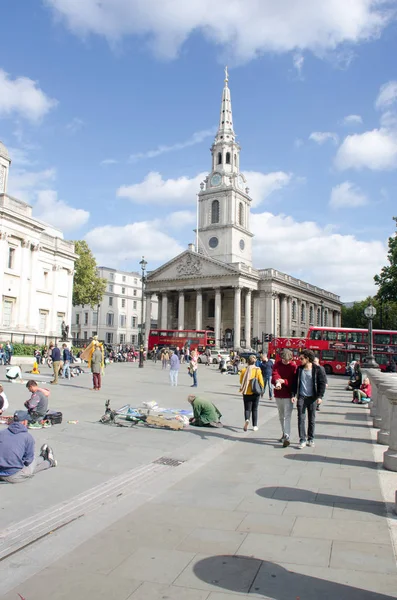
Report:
352,376,372,404
24,380,50,429
0,410,57,483
188,395,223,427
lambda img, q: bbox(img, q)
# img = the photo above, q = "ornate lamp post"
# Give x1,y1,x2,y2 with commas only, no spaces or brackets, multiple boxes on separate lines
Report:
363,304,379,369
139,256,147,369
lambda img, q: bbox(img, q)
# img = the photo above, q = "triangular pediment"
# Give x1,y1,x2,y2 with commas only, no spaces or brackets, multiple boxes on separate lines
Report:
147,250,238,283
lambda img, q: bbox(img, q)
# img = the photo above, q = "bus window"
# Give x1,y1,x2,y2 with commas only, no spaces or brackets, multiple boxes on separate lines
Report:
374,354,389,365
374,333,391,344
321,350,335,361
196,332,204,338
336,351,346,361
310,330,322,340
177,331,187,337
337,332,347,342
347,332,362,342
159,331,168,337
151,331,158,336
392,335,397,345
362,333,368,343
324,331,337,341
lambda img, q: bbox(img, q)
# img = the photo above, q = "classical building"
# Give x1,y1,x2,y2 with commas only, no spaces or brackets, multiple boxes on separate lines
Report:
71,266,158,346
144,70,342,348
0,141,77,344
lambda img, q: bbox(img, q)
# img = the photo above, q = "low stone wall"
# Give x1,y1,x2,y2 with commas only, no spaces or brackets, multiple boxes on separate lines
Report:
10,356,35,366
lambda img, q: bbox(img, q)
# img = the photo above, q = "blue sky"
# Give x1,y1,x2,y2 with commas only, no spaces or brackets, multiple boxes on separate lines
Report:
2,1,397,301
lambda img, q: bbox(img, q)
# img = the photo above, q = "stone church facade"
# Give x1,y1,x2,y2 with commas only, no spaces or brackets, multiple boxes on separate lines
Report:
145,70,341,349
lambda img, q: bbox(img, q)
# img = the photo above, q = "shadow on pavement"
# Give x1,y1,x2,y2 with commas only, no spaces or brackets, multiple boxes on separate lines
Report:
315,420,371,429
316,433,374,444
192,555,395,599
284,453,379,469
256,486,393,518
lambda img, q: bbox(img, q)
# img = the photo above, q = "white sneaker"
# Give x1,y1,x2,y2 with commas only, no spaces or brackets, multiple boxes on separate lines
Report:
253,426,258,431
298,441,307,449
243,419,249,432
307,440,315,447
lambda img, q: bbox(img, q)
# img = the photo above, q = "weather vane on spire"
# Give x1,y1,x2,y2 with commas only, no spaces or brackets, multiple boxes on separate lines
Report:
224,66,229,84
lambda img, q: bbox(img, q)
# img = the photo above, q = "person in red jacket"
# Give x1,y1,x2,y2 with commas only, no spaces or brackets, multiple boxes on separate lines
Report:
352,377,372,404
271,349,297,447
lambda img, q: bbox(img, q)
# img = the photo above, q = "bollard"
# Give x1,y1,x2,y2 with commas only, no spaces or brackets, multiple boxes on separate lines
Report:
383,389,397,472
372,377,390,429
377,386,397,445
367,371,384,417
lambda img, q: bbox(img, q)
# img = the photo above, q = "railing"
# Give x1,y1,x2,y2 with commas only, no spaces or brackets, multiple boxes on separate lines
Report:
257,268,340,301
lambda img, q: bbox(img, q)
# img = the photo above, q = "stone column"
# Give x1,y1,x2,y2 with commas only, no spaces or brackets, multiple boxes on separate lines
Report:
272,292,279,337
234,287,241,348
17,239,31,329
280,295,288,337
178,291,185,330
161,293,168,329
144,292,152,348
377,382,395,444
196,289,203,331
244,289,252,348
252,293,260,339
28,243,41,330
368,371,384,417
215,288,222,347
372,377,389,429
383,388,397,472
51,265,61,336
157,294,162,329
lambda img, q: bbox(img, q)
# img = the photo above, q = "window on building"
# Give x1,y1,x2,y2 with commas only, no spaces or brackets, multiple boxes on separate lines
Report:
217,152,222,164
226,152,231,164
301,303,306,323
43,270,49,289
121,287,126,294
120,314,126,327
109,272,114,280
133,289,137,296
7,247,15,269
120,334,125,343
208,298,215,318
133,301,137,309
292,301,297,320
309,306,314,324
291,330,296,337
106,313,114,326
234,153,237,164
130,334,137,344
132,316,137,328
134,278,137,284
109,297,113,307
106,332,113,344
57,313,65,335
211,200,220,224
84,312,88,325
238,202,244,227
122,275,126,282
84,331,88,340
121,299,126,308
301,331,305,338
317,308,321,325
109,284,113,293
39,310,48,333
92,331,97,337
76,313,80,325
92,312,98,326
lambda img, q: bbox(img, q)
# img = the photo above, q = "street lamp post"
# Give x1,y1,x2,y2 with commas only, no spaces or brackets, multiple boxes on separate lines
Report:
139,256,147,369
363,304,379,369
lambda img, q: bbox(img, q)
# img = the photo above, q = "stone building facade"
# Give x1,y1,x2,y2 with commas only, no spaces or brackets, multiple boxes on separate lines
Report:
144,70,342,349
0,141,77,343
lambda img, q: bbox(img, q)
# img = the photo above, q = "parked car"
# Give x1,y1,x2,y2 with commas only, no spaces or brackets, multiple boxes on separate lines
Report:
198,350,230,365
238,351,261,363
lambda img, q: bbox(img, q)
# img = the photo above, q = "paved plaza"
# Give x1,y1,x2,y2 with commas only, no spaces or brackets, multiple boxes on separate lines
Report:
1,361,397,599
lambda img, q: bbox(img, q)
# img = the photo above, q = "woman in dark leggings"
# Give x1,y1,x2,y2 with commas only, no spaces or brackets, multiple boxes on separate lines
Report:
239,355,264,432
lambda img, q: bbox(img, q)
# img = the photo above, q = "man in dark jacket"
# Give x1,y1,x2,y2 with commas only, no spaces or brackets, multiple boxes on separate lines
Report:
292,349,327,449
0,411,57,483
50,343,61,384
258,355,274,399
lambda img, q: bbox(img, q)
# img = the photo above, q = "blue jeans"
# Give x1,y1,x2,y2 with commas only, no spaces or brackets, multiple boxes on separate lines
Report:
192,371,197,386
263,376,273,398
62,361,71,379
169,369,179,386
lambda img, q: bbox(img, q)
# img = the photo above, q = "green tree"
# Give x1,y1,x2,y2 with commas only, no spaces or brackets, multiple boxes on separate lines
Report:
72,240,107,307
342,297,397,330
374,216,397,302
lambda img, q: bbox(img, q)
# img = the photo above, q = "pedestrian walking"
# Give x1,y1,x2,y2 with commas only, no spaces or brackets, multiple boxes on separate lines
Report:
259,355,274,399
161,348,169,370
49,343,61,385
272,349,297,447
62,344,72,379
239,355,264,432
292,349,327,449
5,341,13,365
189,350,198,387
169,350,180,386
91,341,103,391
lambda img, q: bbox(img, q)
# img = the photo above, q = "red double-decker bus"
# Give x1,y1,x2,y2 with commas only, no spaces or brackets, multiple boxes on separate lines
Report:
268,337,307,361
148,329,216,352
306,326,397,374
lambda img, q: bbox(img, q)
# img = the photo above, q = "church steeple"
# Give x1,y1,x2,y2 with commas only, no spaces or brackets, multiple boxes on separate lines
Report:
214,67,236,145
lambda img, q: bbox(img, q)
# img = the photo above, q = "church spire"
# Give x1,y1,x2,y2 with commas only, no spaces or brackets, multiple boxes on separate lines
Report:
214,66,235,144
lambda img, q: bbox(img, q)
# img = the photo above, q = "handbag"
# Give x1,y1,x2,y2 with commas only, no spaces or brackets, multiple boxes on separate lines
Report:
251,369,264,395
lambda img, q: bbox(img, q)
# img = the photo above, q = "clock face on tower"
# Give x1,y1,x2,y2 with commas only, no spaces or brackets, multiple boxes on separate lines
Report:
209,236,219,249
239,239,245,251
210,174,222,187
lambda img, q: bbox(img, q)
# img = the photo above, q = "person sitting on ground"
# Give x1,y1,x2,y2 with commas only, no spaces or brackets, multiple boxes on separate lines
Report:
23,380,50,429
0,410,57,483
187,395,223,427
0,384,9,415
346,362,362,391
5,364,23,383
352,376,372,404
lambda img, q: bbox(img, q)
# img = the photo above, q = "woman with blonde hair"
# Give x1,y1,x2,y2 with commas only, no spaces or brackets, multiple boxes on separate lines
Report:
239,355,264,432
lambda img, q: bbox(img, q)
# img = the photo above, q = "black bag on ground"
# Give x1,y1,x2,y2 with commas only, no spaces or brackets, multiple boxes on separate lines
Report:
45,410,63,425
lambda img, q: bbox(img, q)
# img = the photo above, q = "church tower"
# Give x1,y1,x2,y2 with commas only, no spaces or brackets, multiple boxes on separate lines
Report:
197,68,253,266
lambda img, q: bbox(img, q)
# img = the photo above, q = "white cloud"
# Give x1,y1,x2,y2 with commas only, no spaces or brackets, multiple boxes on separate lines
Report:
375,80,397,110
293,52,304,77
34,190,90,231
251,212,386,300
309,131,339,145
66,117,85,133
329,181,368,208
45,0,394,62
8,168,56,202
163,210,196,229
342,114,363,125
85,220,184,265
335,128,397,170
129,128,216,162
0,69,57,122
245,171,293,207
100,158,118,166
